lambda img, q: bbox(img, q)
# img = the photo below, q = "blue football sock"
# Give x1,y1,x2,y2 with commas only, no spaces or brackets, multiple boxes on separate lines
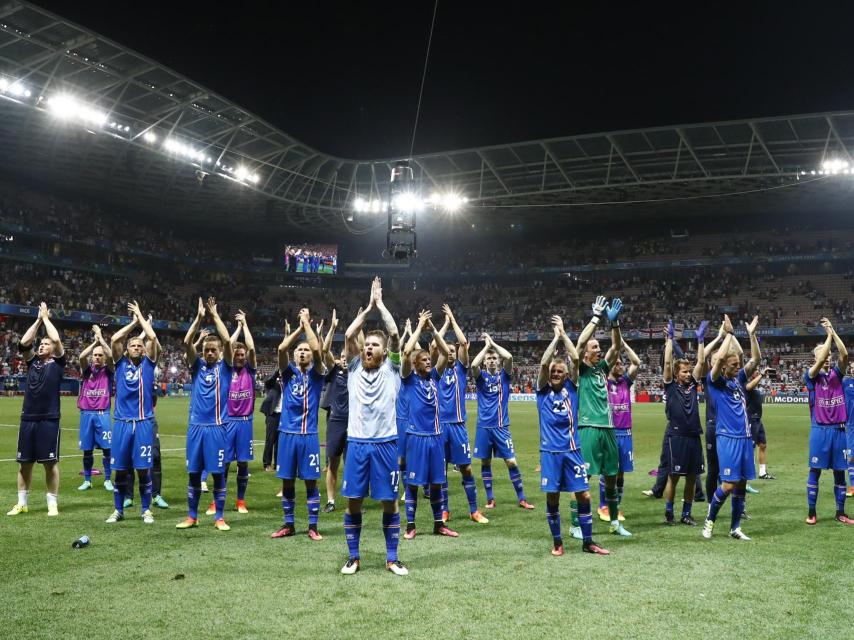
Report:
482,465,494,502
462,475,478,514
212,472,226,520
282,486,296,525
807,468,821,511
598,476,606,508
405,485,418,525
138,469,153,513
102,450,111,479
82,450,94,482
546,504,562,541
707,486,730,522
606,486,619,523
236,462,249,501
665,500,674,521
113,473,127,513
441,481,449,514
578,501,593,543
187,472,202,520
383,512,400,562
344,512,362,559
429,485,443,523
307,485,320,527
682,501,693,518
509,465,526,501
730,489,745,531
833,470,846,513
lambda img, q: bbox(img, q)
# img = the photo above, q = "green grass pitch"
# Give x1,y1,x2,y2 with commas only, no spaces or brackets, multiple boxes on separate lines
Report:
0,398,850,639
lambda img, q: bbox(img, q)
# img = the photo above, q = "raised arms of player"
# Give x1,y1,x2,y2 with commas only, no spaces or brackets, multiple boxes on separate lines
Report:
402,310,431,378
80,324,111,371
576,295,608,356
604,299,623,368
206,297,232,364
537,325,562,390
430,317,450,377
193,329,210,355
443,303,469,366
691,320,710,381
19,311,42,362
429,315,449,364
39,303,64,358
486,333,513,374
623,341,641,381
552,315,579,383
344,286,376,362
469,340,490,380
299,308,325,374
743,316,760,376
745,368,766,391
236,310,257,369
182,297,205,365
808,318,834,379
663,321,675,384
277,318,301,373
831,323,849,373
128,301,159,361
321,310,337,369
111,311,139,363
372,277,400,353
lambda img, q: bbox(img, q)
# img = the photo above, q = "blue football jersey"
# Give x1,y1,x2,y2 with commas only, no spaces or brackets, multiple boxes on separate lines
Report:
476,369,511,428
278,363,325,434
536,380,579,452
706,370,750,438
433,360,468,424
189,358,232,425
403,372,441,435
114,355,156,421
844,376,854,428
396,373,410,423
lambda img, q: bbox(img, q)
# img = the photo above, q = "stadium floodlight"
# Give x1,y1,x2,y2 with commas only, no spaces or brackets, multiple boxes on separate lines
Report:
0,77,31,98
392,191,423,213
143,131,157,143
46,94,108,126
352,197,367,212
821,158,849,175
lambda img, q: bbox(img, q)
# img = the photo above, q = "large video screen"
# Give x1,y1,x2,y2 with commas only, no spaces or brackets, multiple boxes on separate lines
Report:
284,244,338,275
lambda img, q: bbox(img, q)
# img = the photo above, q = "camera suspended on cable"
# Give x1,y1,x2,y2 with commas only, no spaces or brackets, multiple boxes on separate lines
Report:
386,160,420,260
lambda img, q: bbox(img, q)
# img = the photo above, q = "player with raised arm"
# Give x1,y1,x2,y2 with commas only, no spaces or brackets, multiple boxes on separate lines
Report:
597,340,641,521
321,311,349,513
471,333,534,511
661,319,709,526
538,315,610,556
576,295,630,537
176,298,233,531
224,310,257,514
76,325,115,492
702,315,760,540
397,317,413,499
432,305,488,524
7,303,65,517
803,319,852,525
271,308,326,541
401,310,459,539
339,278,407,575
843,360,854,497
105,302,160,525
745,367,775,480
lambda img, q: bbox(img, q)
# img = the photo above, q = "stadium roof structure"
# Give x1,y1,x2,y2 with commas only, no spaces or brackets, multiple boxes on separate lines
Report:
1,0,854,231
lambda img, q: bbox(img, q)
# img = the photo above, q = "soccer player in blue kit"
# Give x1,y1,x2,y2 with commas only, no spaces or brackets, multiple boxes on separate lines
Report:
401,309,459,539
340,278,408,576
432,304,489,525
271,307,326,541
702,315,761,541
471,333,534,511
175,298,233,531
538,315,610,556
105,302,161,525
844,360,854,497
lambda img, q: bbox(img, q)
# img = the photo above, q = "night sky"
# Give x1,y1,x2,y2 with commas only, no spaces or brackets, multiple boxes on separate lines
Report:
30,2,854,159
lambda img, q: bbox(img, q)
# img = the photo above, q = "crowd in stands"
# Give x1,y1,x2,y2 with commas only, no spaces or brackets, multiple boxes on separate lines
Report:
0,183,852,397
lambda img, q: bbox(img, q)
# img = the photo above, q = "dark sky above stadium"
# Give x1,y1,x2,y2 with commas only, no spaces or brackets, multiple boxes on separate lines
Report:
35,1,854,159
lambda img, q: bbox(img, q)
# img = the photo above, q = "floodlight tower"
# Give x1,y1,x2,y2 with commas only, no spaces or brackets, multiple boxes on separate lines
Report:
386,160,418,259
